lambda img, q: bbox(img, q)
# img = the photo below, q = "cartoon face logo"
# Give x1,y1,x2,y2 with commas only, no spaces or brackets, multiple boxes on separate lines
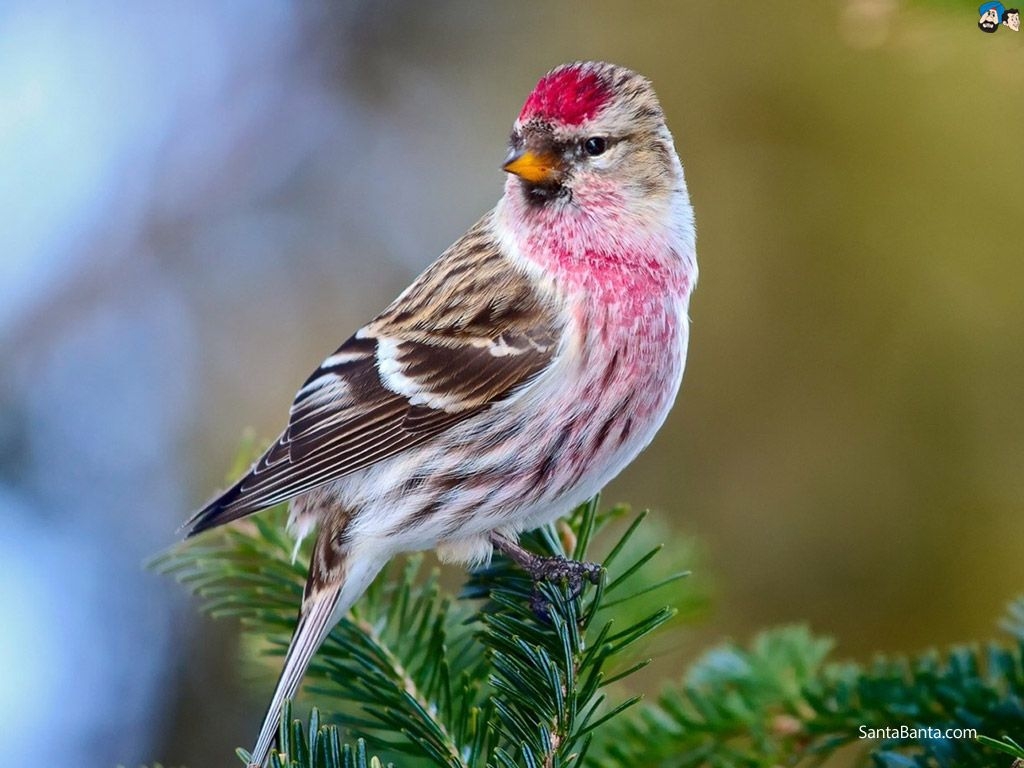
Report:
1003,7,1021,30
979,1,1005,31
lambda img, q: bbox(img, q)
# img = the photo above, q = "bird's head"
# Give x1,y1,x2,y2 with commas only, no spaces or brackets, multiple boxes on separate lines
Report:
503,62,683,215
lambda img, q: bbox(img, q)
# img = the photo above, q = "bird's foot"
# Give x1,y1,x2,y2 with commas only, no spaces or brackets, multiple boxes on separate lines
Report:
523,553,602,592
487,533,602,620
525,555,602,620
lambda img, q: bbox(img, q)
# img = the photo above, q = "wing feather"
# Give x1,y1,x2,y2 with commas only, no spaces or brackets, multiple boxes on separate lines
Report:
186,214,561,535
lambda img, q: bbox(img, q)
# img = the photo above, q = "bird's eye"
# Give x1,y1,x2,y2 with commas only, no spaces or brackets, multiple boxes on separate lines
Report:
583,136,607,157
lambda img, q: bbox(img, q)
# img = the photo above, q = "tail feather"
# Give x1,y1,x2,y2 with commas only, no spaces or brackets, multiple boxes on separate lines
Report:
248,584,342,767
247,540,384,768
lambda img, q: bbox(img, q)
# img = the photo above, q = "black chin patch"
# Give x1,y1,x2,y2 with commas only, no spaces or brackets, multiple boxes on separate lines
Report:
522,181,569,206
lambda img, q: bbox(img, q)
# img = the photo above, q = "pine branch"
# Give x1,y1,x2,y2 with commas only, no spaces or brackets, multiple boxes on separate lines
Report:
153,441,1024,768
154,496,684,767
239,703,394,768
977,734,1024,762
592,624,833,767
592,614,1024,768
464,499,675,768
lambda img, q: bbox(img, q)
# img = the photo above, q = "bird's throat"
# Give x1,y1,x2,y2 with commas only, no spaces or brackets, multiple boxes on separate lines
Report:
521,179,569,207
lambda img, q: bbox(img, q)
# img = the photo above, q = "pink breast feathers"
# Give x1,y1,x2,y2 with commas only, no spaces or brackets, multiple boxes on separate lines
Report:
518,66,611,127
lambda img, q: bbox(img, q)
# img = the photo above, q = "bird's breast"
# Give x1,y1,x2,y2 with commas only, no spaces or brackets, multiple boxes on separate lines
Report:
512,278,689,505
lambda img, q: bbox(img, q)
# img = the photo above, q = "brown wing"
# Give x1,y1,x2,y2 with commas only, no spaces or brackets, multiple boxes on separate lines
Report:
186,214,561,535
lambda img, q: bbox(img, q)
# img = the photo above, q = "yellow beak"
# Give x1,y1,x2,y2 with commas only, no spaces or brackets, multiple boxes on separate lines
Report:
502,148,563,184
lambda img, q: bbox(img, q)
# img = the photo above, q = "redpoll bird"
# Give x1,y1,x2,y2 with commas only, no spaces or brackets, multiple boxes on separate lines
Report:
186,61,697,766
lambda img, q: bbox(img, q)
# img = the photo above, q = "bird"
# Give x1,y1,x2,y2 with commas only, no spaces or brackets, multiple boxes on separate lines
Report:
185,60,698,767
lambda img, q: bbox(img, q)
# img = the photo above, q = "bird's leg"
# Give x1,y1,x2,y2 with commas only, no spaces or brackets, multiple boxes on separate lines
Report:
488,532,602,613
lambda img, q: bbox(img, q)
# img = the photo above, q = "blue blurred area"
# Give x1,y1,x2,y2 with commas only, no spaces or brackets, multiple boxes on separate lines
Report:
0,2,314,763
0,3,509,762
2,1,286,324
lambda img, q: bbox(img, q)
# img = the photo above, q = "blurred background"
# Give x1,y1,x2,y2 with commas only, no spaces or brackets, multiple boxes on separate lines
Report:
2,1,1023,765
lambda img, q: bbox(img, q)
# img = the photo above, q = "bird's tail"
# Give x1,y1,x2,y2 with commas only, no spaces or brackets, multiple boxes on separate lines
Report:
248,528,384,767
